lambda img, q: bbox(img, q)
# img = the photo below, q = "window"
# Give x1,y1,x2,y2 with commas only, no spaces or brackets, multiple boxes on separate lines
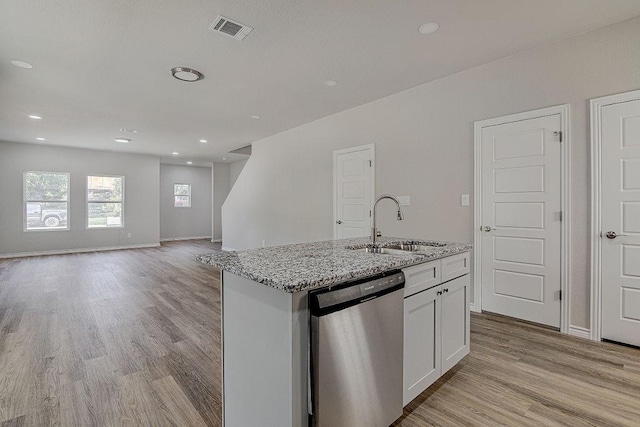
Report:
87,175,124,228
174,184,191,207
24,171,70,231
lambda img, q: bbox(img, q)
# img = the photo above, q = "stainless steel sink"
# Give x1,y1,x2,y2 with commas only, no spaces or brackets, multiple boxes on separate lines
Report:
357,241,447,255
362,247,410,255
386,242,446,251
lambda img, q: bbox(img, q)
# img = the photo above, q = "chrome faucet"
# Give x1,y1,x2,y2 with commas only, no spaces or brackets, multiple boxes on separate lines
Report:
371,194,404,245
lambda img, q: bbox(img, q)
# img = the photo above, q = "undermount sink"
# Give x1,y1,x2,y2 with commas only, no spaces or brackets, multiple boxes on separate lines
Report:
386,242,446,251
361,247,411,255
360,241,447,255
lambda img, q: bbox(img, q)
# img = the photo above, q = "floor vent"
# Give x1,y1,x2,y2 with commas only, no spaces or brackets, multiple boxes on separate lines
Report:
209,15,253,41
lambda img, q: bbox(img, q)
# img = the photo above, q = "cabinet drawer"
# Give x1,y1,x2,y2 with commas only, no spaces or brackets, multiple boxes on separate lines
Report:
403,260,441,298
441,252,470,283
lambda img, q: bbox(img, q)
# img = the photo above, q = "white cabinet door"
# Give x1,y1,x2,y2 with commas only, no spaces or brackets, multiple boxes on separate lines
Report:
441,275,471,373
403,285,441,406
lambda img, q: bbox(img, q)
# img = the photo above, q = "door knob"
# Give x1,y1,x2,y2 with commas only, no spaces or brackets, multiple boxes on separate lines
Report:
482,226,492,232
604,231,626,239
336,220,342,224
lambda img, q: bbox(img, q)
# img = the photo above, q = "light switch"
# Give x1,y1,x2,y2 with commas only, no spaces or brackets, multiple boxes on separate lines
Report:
397,196,410,206
461,194,470,206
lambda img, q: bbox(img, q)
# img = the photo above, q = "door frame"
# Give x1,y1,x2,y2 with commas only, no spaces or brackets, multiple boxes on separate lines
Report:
333,144,376,239
473,104,571,334
590,89,640,342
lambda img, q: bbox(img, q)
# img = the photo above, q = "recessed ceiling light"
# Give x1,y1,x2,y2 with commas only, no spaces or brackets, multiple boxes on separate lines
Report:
200,139,207,143
187,161,193,165
171,67,204,82
324,80,338,87
120,128,138,133
28,115,42,120
222,157,227,161
11,60,33,69
418,22,440,35
115,138,131,143
250,115,261,120
172,152,179,155
36,137,45,141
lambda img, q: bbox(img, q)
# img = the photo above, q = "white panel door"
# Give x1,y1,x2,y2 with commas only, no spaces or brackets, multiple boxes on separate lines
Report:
334,147,373,239
481,114,562,327
601,98,640,347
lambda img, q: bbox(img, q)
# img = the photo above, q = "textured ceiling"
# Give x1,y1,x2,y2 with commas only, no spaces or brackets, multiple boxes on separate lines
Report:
1,0,640,164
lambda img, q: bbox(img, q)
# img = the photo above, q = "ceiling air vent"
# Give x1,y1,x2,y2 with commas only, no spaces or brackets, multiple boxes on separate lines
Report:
209,15,253,41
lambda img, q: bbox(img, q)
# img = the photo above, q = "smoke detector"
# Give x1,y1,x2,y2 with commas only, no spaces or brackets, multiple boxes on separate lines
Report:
209,15,253,41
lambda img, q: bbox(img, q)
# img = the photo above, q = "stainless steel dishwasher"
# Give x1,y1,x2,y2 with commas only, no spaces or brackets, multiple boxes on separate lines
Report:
310,270,404,427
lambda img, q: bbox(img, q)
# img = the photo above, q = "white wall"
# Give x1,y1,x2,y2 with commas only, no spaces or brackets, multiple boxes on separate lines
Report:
223,16,640,329
230,159,248,189
159,164,212,240
213,162,230,241
0,141,160,255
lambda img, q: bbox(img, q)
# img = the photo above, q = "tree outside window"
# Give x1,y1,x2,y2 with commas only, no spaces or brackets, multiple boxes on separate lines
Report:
88,175,124,228
24,171,70,231
174,184,191,207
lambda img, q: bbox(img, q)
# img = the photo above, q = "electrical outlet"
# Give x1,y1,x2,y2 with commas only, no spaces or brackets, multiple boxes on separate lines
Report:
397,196,410,206
461,194,470,206
127,232,132,238
262,240,266,247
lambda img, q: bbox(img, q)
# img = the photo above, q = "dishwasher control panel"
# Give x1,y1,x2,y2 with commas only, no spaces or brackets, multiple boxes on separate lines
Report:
310,270,405,317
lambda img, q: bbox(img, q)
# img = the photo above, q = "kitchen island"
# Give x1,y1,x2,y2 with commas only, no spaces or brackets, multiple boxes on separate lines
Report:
197,237,472,427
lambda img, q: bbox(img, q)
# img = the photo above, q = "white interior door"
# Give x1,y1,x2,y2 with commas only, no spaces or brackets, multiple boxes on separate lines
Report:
334,146,373,239
480,114,562,327
600,98,640,347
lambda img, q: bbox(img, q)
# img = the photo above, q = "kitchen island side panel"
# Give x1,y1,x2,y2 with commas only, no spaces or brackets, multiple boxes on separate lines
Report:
222,271,308,427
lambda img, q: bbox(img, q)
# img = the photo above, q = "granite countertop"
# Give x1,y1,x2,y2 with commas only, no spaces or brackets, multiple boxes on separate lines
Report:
196,237,471,293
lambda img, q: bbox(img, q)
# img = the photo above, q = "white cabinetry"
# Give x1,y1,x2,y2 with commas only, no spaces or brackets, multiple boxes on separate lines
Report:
441,252,470,283
403,283,440,405
403,260,440,297
402,253,470,406
440,275,470,372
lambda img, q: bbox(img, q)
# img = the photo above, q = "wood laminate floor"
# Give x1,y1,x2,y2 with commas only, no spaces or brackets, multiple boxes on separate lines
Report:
396,315,640,427
0,240,223,426
1,241,639,426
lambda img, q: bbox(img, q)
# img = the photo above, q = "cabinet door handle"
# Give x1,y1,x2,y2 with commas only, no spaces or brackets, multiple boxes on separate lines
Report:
336,220,342,224
443,288,449,293
437,290,442,295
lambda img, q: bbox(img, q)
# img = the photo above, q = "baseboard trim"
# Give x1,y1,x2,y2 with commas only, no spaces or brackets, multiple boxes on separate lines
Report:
212,239,222,243
221,246,237,252
568,326,592,340
160,236,212,242
469,303,481,313
0,243,161,259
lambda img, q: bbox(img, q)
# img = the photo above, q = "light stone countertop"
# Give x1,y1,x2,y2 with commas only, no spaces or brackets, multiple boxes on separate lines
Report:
196,237,472,293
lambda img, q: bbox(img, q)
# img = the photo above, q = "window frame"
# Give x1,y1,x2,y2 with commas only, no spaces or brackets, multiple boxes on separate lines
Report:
23,171,70,232
86,174,125,229
173,183,192,208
